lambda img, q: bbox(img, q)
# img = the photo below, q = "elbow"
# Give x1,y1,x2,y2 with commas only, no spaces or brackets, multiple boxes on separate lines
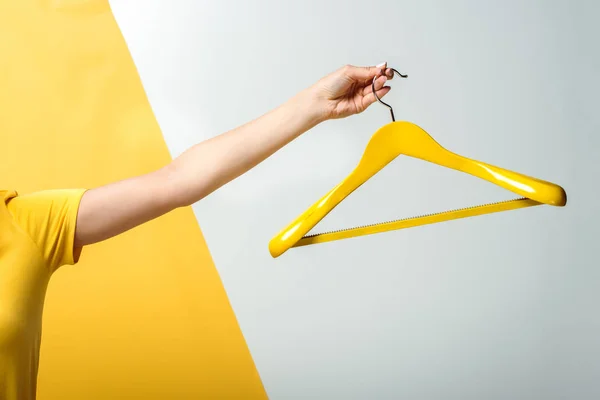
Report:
158,162,210,209
157,163,188,210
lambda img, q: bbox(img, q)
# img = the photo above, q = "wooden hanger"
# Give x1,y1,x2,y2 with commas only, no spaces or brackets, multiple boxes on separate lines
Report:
269,68,567,258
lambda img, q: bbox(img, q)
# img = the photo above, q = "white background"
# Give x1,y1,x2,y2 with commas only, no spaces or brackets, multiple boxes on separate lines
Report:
110,1,598,398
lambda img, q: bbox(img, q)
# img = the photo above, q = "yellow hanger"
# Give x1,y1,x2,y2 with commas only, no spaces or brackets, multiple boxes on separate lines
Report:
269,69,567,258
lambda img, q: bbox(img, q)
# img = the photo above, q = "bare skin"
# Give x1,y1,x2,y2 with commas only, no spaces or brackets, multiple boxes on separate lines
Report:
73,63,395,250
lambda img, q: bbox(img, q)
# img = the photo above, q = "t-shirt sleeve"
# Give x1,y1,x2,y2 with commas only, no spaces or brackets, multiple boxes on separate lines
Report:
7,188,88,272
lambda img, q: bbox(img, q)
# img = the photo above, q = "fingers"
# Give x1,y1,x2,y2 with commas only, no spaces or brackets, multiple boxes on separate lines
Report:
343,62,390,82
379,64,394,80
363,86,391,108
373,75,388,90
361,74,387,97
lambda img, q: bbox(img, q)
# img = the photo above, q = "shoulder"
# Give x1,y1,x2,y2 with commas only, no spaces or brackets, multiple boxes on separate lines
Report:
5,189,87,231
3,188,88,271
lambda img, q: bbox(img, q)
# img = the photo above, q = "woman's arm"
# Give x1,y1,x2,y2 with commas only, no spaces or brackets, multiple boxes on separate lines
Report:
74,63,393,247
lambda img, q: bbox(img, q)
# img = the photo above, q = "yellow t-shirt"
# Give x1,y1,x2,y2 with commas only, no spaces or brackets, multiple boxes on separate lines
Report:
0,188,86,400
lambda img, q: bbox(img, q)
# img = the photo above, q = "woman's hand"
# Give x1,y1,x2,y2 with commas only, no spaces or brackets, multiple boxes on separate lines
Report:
309,62,395,121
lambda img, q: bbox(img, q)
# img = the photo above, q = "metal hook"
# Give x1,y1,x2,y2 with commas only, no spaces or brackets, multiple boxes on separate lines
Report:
372,68,407,122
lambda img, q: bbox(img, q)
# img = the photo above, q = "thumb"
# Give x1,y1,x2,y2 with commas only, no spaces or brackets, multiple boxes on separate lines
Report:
343,62,387,81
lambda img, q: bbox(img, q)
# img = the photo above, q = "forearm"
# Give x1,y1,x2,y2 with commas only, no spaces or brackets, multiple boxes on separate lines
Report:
76,88,324,246
166,88,324,206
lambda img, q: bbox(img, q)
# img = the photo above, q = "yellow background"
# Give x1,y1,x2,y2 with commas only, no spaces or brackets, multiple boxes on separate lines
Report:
0,1,266,398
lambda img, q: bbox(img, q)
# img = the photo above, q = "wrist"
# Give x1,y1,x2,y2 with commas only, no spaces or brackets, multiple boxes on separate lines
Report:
293,87,329,127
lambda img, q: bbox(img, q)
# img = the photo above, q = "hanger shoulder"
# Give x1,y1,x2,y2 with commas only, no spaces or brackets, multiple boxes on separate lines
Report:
268,185,337,258
458,159,567,206
386,121,567,206
268,123,408,258
268,166,383,258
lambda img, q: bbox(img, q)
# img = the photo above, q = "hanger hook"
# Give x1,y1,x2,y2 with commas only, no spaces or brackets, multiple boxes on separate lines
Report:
372,67,407,122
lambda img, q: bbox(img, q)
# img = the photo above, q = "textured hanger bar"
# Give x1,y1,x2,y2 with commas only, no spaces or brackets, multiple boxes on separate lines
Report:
295,197,539,247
